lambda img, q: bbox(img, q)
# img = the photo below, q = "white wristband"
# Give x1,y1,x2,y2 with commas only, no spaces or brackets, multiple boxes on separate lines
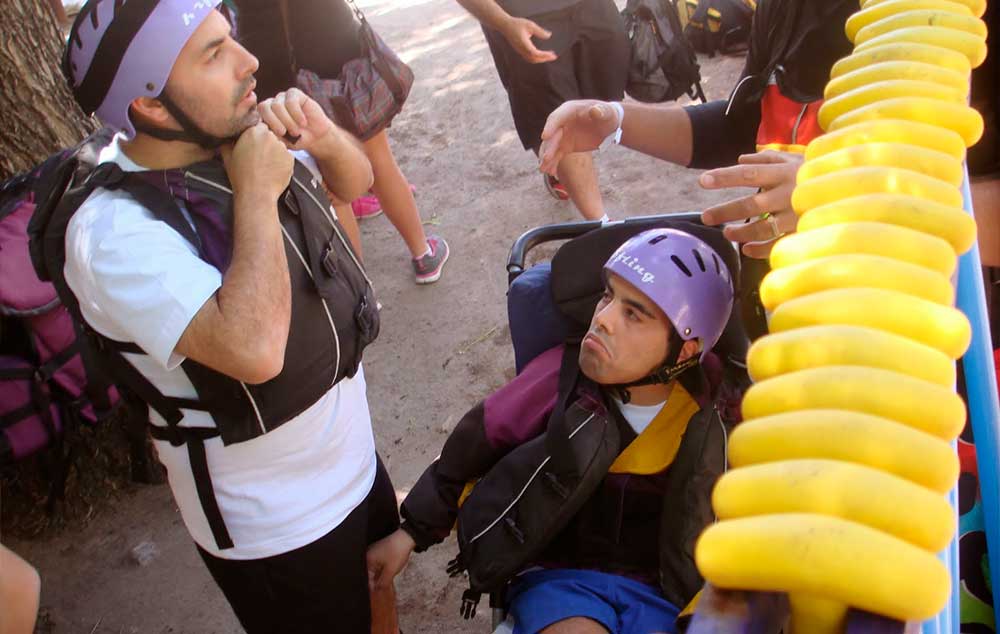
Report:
599,102,624,150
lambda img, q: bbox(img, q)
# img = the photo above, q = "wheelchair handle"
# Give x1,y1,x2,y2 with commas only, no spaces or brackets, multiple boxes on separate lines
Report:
506,212,704,285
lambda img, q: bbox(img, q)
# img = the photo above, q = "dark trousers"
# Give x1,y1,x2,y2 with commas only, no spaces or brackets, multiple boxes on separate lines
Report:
483,0,630,151
197,456,399,634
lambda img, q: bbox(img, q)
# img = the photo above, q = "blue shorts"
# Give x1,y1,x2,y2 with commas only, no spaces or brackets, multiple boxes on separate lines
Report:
507,568,680,634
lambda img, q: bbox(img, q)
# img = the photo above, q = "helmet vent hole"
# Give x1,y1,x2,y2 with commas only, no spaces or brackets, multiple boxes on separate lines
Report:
670,255,692,277
712,253,720,274
90,8,99,28
692,249,706,272
146,82,155,91
648,234,668,245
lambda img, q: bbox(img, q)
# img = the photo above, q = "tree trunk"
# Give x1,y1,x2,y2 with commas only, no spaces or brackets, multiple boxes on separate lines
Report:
0,0,97,181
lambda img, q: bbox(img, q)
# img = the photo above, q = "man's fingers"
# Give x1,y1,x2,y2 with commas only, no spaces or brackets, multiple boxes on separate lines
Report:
541,148,565,176
722,209,797,243
540,103,573,140
737,150,791,165
538,129,564,173
529,50,558,63
272,96,301,137
528,21,552,39
699,162,795,191
742,239,779,259
585,103,613,123
285,93,308,129
219,143,233,165
519,30,556,62
258,103,288,137
701,194,763,226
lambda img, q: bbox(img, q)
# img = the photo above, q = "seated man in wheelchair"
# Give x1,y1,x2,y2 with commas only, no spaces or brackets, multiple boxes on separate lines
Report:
368,226,742,634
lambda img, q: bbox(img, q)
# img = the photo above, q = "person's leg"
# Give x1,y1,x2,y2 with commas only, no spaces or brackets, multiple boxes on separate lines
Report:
363,130,429,258
367,456,401,634
335,202,364,259
487,9,607,220
197,490,374,634
550,0,631,221
0,545,40,634
554,152,605,220
507,569,618,634
541,617,611,634
197,547,280,634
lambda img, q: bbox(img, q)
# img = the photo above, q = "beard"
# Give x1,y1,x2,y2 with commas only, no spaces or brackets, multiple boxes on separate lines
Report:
165,76,260,139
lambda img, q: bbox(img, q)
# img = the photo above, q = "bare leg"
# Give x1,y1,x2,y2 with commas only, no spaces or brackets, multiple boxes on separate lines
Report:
555,151,605,221
335,202,363,261
363,130,429,258
369,582,400,634
541,617,610,634
0,545,40,634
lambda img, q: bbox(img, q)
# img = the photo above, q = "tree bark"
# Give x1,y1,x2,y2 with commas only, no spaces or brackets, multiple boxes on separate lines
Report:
0,0,97,181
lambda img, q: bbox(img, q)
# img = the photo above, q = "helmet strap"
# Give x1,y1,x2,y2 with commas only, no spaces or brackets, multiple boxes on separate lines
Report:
133,91,238,150
611,330,699,404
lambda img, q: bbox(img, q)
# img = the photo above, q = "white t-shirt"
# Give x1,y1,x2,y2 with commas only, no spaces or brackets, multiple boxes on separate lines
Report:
63,136,376,560
612,397,667,435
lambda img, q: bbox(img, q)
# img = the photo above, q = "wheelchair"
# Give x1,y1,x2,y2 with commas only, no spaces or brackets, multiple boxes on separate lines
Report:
479,211,751,633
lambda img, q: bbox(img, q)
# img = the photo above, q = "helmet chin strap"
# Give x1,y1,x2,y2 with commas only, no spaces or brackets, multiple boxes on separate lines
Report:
610,330,699,404
133,92,239,150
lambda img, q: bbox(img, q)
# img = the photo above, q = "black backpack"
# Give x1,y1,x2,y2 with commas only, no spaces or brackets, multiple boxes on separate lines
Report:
683,0,754,56
622,0,706,103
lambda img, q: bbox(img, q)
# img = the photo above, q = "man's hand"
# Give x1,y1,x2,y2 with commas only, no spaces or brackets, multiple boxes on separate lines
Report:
499,17,558,63
367,529,416,591
259,87,372,204
258,88,335,154
221,122,294,203
699,151,804,259
539,100,621,175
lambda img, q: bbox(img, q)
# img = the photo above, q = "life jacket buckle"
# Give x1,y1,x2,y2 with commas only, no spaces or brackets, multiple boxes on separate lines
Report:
321,240,339,276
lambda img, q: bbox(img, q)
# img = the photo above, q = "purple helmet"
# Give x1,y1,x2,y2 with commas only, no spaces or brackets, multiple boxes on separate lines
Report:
63,0,221,139
604,228,734,359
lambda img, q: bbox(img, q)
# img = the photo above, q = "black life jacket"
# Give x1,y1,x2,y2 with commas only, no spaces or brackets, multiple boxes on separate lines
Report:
450,345,735,616
28,130,379,550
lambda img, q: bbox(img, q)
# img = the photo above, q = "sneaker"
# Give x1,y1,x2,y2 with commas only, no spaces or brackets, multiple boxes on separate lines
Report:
543,174,570,201
351,194,383,219
412,235,450,284
350,184,418,219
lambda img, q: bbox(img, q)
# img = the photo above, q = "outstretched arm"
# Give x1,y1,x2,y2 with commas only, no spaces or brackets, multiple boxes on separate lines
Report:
539,101,695,175
456,0,558,63
700,150,803,259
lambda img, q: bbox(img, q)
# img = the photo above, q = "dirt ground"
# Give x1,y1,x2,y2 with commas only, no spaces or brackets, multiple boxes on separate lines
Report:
4,1,746,632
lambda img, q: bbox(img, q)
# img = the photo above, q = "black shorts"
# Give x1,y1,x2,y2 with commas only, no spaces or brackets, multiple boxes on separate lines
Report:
483,0,630,152
197,455,399,634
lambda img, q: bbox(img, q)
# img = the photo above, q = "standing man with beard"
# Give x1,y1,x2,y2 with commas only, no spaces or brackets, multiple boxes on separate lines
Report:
57,1,398,631
456,0,630,220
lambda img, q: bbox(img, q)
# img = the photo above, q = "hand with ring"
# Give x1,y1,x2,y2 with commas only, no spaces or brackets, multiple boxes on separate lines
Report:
698,150,804,259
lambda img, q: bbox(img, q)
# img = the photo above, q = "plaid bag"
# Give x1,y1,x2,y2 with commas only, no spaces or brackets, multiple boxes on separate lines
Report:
286,0,414,141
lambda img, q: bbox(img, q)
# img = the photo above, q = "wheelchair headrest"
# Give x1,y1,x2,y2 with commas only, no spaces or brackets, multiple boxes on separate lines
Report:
550,217,748,362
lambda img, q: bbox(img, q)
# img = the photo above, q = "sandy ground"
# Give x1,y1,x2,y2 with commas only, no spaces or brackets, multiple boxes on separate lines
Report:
6,1,746,632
